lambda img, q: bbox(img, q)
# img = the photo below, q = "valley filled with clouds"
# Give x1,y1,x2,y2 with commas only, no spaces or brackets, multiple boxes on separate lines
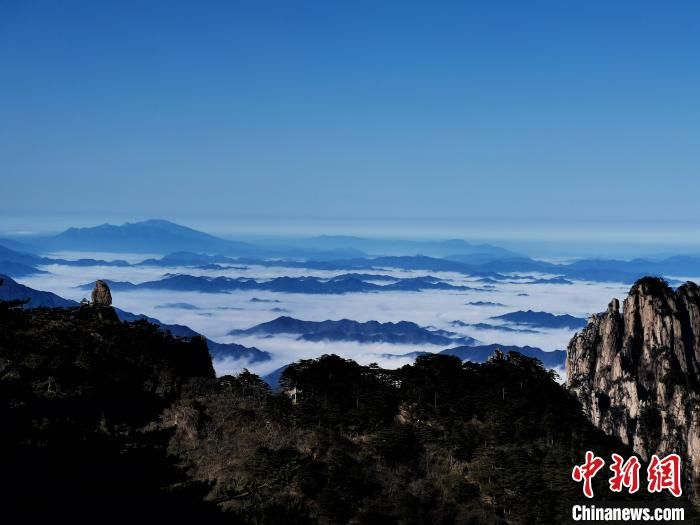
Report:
4,220,698,386
17,252,637,381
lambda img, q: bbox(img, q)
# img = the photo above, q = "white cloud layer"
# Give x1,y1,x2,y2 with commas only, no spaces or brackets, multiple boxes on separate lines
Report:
17,253,647,379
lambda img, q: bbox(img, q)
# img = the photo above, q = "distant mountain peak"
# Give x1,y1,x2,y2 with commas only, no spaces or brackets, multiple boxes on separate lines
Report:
37,219,245,254
134,218,179,226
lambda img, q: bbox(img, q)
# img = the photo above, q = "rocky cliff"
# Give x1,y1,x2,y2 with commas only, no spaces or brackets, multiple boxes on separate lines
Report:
567,277,700,496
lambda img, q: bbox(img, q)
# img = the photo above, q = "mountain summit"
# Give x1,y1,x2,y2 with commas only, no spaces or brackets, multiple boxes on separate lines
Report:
36,219,250,254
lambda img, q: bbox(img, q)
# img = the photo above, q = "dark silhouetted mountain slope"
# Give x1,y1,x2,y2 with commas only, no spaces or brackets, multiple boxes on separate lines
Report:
0,299,224,520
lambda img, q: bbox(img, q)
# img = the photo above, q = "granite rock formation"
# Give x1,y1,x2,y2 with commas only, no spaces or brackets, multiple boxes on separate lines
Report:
91,279,112,306
567,277,700,496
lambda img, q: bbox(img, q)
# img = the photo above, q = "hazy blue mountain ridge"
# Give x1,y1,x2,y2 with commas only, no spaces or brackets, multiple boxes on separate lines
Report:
230,315,477,346
1,219,698,285
78,274,471,295
0,274,78,308
490,310,587,329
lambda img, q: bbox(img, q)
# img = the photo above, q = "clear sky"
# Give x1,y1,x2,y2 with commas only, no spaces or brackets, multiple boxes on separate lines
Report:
1,1,699,239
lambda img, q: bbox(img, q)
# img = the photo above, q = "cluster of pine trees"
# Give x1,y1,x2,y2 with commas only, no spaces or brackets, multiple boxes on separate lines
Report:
170,353,678,523
0,301,688,523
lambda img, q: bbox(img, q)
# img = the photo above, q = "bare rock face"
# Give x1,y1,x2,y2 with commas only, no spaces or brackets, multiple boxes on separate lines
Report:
91,280,112,306
567,277,700,496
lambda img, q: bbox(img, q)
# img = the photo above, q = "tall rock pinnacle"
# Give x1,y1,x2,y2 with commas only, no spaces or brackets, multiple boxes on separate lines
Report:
91,280,112,306
567,277,700,497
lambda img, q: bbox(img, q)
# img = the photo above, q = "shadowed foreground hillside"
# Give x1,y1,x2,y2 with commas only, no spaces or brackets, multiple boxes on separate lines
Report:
0,300,687,523
0,301,223,520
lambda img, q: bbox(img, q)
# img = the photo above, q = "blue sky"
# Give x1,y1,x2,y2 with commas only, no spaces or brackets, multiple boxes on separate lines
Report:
1,1,699,240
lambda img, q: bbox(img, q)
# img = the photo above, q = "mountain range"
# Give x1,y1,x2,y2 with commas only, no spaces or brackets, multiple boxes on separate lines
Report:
192,253,696,284
249,234,521,261
2,219,700,286
15,220,366,259
450,320,540,334
78,274,471,295
0,243,130,276
15,219,524,261
230,315,477,346
490,310,588,330
141,252,692,285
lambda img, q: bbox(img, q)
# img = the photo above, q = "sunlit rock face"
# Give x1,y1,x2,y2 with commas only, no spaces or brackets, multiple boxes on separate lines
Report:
567,277,700,497
91,279,112,306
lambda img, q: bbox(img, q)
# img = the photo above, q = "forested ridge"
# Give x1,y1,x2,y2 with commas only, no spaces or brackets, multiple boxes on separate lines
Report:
0,300,686,523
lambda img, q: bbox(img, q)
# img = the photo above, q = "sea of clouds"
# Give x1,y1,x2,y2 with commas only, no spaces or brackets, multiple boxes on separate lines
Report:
18,253,641,380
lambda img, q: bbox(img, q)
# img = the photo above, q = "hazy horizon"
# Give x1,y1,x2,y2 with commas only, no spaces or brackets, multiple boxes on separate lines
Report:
3,214,700,259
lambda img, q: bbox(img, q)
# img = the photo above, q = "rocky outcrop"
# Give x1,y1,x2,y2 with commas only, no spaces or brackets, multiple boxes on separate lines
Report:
567,277,700,496
91,279,112,306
